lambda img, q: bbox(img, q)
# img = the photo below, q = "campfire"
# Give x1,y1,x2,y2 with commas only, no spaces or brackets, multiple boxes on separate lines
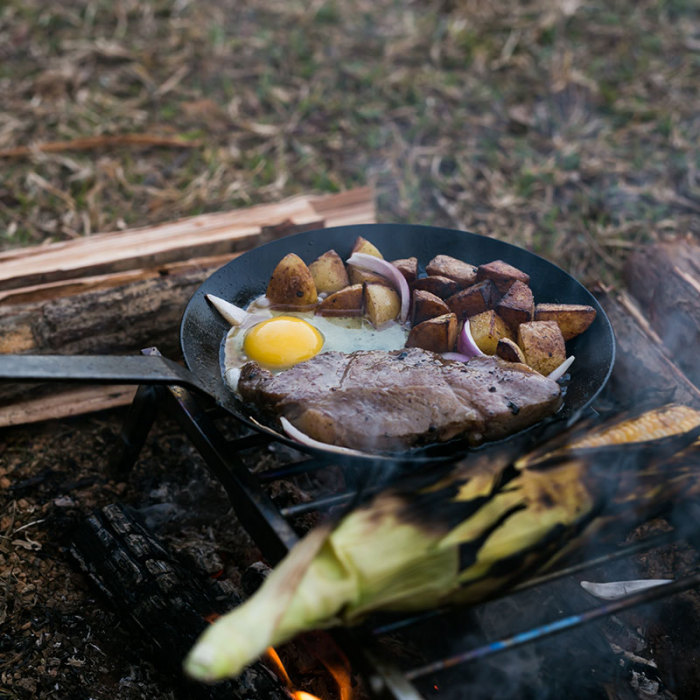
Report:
1,199,699,699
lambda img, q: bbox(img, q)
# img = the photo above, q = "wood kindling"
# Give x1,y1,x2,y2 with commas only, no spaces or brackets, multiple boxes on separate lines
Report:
0,188,376,426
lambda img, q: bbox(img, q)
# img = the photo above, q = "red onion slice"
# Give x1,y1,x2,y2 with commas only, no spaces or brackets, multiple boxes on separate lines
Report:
547,355,575,381
457,319,486,358
346,252,410,323
280,416,371,458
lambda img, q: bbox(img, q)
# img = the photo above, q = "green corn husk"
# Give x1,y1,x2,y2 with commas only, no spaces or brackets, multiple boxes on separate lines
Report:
184,404,700,682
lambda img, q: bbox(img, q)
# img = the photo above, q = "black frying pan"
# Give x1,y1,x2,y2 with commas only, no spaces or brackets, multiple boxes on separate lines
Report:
0,223,615,463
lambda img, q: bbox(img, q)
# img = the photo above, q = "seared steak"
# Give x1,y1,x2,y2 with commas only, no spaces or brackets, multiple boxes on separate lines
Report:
237,348,562,451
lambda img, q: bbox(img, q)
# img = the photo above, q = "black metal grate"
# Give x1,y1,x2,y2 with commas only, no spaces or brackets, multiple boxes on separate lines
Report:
112,374,700,699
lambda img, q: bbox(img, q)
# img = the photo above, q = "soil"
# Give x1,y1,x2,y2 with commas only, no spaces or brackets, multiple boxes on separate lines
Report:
0,408,266,699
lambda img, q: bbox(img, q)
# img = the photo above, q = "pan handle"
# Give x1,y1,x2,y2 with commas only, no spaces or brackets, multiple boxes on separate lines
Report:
0,353,212,396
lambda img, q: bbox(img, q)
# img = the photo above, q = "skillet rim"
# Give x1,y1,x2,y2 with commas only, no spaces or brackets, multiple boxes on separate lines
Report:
180,223,616,464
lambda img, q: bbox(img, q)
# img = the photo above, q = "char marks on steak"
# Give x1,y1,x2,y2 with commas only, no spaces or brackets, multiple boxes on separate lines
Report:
237,348,562,451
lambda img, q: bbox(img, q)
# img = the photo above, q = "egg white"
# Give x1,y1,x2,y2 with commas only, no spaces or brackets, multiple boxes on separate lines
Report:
223,296,409,392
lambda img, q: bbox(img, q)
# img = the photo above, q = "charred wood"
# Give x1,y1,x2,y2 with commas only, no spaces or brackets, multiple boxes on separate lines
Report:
596,289,700,408
623,236,700,388
68,503,288,700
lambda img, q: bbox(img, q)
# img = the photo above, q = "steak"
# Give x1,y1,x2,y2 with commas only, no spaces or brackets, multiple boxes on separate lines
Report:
237,348,562,451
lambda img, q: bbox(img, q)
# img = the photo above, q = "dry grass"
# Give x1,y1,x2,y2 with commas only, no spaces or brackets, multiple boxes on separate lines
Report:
0,3,699,697
1,0,698,287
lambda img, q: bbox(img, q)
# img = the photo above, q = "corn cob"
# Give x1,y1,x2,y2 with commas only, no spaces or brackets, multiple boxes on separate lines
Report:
185,404,700,682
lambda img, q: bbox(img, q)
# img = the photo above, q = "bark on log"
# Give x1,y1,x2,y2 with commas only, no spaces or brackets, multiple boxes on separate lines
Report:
596,289,700,408
69,503,287,700
623,236,700,387
0,188,376,423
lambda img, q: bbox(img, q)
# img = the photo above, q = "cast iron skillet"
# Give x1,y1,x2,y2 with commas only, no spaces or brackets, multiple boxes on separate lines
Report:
0,223,615,463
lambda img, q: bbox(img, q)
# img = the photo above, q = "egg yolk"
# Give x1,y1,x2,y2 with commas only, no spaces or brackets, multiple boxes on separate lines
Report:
243,316,324,369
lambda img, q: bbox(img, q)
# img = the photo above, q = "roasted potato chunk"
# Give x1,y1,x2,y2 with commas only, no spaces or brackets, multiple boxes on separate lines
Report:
534,303,596,341
446,280,499,321
391,257,418,285
364,283,401,328
308,249,349,294
316,284,363,316
405,312,458,354
351,236,383,258
411,289,450,326
476,259,530,293
496,280,534,330
468,310,513,355
496,337,527,364
425,255,478,288
349,236,387,285
266,253,317,308
411,275,460,300
517,320,566,376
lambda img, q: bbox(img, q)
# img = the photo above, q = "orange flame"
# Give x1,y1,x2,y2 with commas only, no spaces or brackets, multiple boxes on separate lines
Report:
266,645,342,700
301,632,353,700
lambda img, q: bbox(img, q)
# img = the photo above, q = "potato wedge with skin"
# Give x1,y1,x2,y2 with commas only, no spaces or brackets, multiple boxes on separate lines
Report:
349,267,391,286
496,280,534,330
468,310,513,355
406,312,458,354
410,275,460,300
266,253,317,308
446,280,499,321
517,320,566,376
534,303,597,341
349,236,387,285
412,289,450,326
426,255,478,288
351,236,383,259
316,284,363,317
364,283,401,328
391,257,418,285
476,259,530,293
309,249,349,294
496,337,527,364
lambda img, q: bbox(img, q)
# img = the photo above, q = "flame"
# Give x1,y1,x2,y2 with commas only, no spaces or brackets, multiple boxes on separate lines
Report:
266,646,294,688
301,632,353,700
265,643,351,700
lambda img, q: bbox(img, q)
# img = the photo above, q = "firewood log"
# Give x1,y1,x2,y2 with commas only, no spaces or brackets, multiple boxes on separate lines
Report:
69,503,287,700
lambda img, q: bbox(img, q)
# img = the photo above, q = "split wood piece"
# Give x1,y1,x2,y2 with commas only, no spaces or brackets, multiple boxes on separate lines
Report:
623,236,700,388
0,385,137,428
0,188,376,425
69,503,287,700
0,187,375,291
596,289,700,408
0,255,233,418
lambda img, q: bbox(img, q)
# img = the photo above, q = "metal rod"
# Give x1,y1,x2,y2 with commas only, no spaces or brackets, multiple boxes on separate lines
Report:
404,570,700,681
257,456,333,483
226,432,274,452
280,491,356,517
512,529,681,593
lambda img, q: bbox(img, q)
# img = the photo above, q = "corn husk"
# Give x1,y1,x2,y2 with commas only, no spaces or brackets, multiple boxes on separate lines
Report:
185,404,700,682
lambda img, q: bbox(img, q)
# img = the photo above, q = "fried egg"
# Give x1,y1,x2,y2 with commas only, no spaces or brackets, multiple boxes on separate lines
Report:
243,315,324,370
222,298,408,392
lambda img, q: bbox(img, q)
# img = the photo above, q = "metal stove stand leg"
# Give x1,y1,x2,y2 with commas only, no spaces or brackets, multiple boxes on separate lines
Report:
108,383,160,476
160,383,297,564
107,363,426,698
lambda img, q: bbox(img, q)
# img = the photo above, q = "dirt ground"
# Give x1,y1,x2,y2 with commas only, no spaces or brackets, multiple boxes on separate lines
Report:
1,1,699,698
